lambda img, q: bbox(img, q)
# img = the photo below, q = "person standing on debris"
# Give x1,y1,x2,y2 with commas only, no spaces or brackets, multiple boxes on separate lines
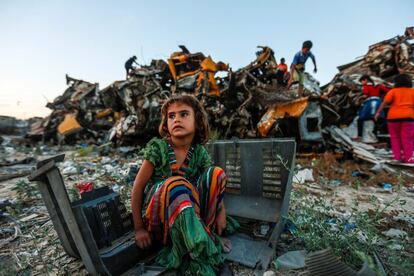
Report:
357,75,390,143
375,74,414,163
131,94,236,274
288,40,317,97
125,55,138,78
275,58,288,86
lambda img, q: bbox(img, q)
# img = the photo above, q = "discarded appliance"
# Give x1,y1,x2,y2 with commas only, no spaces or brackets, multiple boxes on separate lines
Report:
29,138,296,275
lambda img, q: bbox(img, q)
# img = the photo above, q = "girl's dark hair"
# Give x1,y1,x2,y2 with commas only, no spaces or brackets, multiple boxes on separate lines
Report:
394,74,412,88
159,94,210,144
359,75,374,84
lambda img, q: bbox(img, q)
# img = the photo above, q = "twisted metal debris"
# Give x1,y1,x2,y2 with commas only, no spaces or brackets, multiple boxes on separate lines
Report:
26,27,414,145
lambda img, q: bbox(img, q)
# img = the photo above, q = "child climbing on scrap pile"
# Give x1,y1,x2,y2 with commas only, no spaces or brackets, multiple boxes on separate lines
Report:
357,75,390,143
131,94,237,275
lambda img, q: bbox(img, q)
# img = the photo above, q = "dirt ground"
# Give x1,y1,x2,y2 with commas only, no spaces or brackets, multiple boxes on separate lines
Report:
0,149,413,275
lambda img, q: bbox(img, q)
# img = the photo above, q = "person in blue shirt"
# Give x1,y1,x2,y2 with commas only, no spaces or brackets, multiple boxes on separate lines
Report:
288,40,317,97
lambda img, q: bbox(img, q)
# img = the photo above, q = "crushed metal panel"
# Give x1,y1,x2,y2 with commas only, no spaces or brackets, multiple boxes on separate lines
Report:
57,114,82,136
298,101,323,141
223,233,272,268
257,98,309,137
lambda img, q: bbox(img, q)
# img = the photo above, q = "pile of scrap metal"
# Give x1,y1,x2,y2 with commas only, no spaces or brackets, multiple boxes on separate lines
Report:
321,26,414,127
40,75,114,144
36,45,324,145
101,59,172,144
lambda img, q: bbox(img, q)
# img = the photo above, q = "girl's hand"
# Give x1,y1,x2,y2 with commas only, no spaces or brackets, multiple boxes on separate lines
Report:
374,112,380,122
216,206,227,236
135,228,152,249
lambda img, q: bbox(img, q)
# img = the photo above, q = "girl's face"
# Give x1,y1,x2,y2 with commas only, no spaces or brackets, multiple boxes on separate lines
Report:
167,102,196,140
361,79,368,85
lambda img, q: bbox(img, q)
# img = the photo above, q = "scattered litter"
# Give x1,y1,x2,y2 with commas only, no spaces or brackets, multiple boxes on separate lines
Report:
100,156,112,164
387,243,403,250
62,166,77,175
351,170,369,179
328,179,342,187
293,168,314,184
263,271,276,276
112,184,121,193
392,215,414,226
76,182,94,194
102,164,115,174
382,228,407,239
274,250,307,270
370,163,385,173
382,183,393,193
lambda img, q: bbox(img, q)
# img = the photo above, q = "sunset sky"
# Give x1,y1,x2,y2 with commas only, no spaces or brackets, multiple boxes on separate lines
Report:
0,0,413,118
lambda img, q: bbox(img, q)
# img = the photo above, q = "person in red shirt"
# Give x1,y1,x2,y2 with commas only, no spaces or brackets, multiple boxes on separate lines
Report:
360,75,390,98
356,75,390,143
375,74,414,163
275,58,288,86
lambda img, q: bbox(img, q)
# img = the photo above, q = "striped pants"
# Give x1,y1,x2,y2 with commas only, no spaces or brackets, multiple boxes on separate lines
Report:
144,166,227,244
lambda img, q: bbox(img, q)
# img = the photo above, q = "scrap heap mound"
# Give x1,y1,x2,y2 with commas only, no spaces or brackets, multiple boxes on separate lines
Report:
22,27,414,147
36,45,321,144
322,26,414,126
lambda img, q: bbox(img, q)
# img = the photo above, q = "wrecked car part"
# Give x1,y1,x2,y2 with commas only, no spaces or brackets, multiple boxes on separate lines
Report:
298,102,323,141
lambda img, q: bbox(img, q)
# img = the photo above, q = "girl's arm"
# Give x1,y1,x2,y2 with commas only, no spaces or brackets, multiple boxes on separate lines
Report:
131,160,154,248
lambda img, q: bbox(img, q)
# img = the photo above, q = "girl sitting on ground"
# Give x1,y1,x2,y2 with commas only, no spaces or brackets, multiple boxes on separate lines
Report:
375,74,414,164
131,94,236,275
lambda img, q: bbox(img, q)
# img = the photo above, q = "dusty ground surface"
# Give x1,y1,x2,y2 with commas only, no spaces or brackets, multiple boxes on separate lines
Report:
0,144,413,275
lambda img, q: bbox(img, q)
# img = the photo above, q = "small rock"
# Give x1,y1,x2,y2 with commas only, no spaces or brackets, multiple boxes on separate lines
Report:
263,271,276,276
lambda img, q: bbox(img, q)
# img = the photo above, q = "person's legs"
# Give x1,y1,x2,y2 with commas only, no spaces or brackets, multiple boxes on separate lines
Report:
275,70,285,85
288,69,300,89
197,166,227,230
298,85,304,97
400,121,414,163
296,70,304,97
362,120,378,143
146,175,223,274
144,176,200,241
357,119,363,138
387,121,403,161
197,166,236,255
